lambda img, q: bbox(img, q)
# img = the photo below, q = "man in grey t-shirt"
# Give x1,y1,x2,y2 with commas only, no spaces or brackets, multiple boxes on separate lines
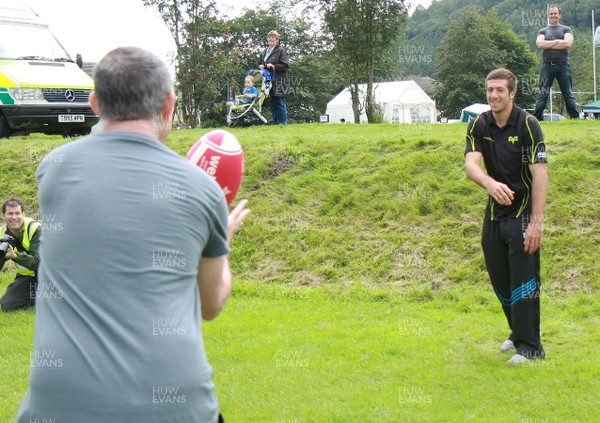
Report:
16,47,249,423
532,4,579,120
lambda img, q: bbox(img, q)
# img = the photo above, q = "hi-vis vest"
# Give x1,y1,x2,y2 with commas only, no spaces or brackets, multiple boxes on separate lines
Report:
1,217,40,276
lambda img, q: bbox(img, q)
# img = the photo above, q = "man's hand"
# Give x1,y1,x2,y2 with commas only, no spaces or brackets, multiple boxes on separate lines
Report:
524,221,543,254
227,199,250,245
465,152,514,205
486,180,514,206
5,249,17,261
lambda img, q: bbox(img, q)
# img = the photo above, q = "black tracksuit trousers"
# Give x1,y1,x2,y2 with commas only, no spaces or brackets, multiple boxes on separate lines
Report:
482,218,545,358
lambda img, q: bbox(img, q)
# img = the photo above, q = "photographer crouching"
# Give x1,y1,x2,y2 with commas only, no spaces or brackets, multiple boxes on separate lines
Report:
1,198,41,311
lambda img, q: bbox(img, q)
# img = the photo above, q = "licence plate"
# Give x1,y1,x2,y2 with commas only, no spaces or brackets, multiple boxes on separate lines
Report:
58,115,85,123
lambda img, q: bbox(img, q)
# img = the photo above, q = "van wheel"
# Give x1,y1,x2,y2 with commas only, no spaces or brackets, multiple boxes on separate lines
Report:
0,112,12,139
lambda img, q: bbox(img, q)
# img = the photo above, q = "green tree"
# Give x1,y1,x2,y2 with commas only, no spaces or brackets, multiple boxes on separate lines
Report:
404,0,600,78
435,9,537,118
143,0,236,127
321,0,408,123
146,0,335,126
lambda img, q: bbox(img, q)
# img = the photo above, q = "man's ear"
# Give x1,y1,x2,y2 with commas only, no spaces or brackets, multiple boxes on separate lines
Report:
90,92,101,117
162,91,177,122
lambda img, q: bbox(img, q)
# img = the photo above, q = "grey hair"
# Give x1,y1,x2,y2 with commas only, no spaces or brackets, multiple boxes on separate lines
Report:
92,47,173,121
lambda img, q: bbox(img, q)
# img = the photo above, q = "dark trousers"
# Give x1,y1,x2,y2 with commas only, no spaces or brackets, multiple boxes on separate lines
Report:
482,218,544,358
533,63,579,120
270,96,287,125
0,275,36,311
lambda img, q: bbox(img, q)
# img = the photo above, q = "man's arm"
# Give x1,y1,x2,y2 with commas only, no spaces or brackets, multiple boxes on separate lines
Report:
524,163,548,254
197,255,232,321
241,89,257,99
536,33,574,50
465,152,514,206
10,227,41,272
196,200,250,321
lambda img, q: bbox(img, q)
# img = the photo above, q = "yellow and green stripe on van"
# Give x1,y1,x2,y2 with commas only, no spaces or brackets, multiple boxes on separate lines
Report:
0,88,14,104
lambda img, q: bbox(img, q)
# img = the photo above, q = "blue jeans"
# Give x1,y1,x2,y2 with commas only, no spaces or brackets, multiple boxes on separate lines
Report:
270,96,287,125
533,63,579,120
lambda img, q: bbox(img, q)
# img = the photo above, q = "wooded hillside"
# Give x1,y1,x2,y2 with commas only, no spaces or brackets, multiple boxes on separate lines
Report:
405,0,600,77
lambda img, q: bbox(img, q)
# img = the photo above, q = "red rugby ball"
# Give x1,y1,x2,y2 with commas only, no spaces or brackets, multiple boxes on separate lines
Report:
186,130,244,205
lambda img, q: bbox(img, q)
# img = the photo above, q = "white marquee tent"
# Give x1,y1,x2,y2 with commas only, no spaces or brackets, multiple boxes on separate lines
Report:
325,80,436,124
460,103,490,122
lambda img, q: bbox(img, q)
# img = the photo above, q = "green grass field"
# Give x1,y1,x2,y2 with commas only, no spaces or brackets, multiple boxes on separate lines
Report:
1,121,599,422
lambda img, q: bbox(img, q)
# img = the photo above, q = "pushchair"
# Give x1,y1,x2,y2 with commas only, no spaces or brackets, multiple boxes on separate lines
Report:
227,69,272,127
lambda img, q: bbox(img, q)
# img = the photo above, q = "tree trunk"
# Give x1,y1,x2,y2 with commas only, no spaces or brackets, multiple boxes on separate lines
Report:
365,78,374,123
349,83,361,123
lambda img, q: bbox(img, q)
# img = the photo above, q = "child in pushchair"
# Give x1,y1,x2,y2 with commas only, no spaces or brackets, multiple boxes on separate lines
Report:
227,69,272,127
227,75,259,106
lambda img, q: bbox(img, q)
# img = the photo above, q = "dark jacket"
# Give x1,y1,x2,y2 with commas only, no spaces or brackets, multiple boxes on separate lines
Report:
259,44,289,97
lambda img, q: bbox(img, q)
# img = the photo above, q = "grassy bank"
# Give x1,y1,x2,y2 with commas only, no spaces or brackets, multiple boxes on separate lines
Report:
1,121,598,292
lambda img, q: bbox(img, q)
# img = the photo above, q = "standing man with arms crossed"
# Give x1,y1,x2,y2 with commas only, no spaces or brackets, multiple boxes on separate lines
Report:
17,47,249,422
465,69,548,366
533,4,579,120
0,198,41,311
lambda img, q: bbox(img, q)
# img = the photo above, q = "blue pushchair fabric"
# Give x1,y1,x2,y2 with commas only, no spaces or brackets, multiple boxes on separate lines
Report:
249,68,271,82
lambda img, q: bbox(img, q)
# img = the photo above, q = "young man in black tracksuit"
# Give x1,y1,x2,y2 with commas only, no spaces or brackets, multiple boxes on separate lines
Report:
465,68,548,365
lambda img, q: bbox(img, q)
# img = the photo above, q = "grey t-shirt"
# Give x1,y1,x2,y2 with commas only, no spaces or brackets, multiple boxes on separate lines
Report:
538,24,572,62
17,131,230,422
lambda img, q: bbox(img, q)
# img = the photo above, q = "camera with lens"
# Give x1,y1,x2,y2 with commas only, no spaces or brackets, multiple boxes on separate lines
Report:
0,234,16,259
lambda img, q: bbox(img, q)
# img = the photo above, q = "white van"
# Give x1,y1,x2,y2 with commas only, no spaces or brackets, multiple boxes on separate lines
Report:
0,0,98,138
